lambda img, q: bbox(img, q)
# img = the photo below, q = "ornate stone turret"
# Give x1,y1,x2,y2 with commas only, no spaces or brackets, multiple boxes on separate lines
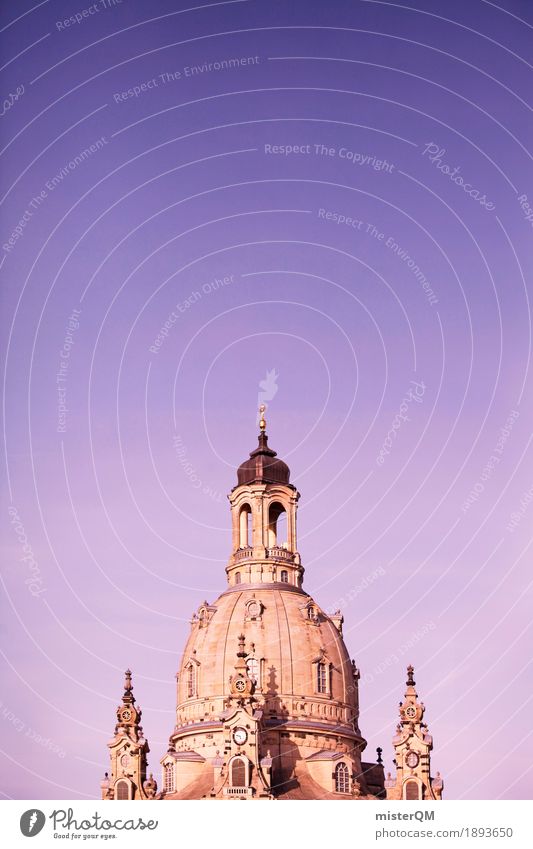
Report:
227,406,303,588
385,666,443,800
229,633,256,701
101,670,157,800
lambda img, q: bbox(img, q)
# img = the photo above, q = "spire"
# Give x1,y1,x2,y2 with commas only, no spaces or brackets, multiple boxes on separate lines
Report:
406,665,415,687
236,406,290,486
102,670,153,800
116,670,140,731
123,668,135,704
229,634,254,699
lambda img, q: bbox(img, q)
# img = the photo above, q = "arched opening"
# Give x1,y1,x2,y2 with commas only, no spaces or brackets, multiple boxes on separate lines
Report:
280,569,288,583
268,502,287,547
186,663,196,698
404,779,421,800
164,763,175,793
234,572,241,585
115,779,130,800
316,661,327,694
231,757,247,787
335,762,350,794
239,505,252,548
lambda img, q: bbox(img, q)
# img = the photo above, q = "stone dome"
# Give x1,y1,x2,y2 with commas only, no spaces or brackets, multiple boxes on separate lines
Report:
175,583,361,742
167,583,367,798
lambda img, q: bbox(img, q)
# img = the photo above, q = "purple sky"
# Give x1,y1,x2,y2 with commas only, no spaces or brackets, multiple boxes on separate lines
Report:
1,0,532,800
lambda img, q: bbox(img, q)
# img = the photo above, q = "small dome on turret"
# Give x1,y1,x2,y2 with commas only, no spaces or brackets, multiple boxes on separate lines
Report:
236,405,290,486
237,430,290,486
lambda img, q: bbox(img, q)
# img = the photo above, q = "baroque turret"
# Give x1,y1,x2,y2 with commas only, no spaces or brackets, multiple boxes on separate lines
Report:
100,670,157,800
384,666,444,800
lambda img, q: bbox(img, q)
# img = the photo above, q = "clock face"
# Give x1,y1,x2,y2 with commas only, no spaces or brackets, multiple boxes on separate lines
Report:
121,709,132,722
405,705,416,719
233,727,248,745
120,754,130,767
405,751,419,768
235,679,246,693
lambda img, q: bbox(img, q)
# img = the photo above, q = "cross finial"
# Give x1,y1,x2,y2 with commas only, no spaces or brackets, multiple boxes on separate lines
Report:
258,404,267,432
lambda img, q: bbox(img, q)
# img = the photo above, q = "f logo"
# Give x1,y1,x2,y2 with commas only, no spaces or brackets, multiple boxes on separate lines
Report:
20,809,46,837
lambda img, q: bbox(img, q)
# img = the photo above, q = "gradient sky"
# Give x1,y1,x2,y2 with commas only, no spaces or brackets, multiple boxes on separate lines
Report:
1,0,532,801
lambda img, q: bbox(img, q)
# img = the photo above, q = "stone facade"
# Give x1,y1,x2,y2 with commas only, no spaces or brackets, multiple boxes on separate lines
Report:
101,414,443,800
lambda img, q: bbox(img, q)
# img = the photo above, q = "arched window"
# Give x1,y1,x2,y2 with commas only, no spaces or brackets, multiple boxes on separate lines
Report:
164,763,175,793
317,662,327,694
335,762,350,794
235,572,241,585
280,570,288,583
115,780,129,800
268,502,287,547
239,505,252,548
186,663,196,698
231,757,247,787
404,779,421,800
246,657,260,686
307,605,316,620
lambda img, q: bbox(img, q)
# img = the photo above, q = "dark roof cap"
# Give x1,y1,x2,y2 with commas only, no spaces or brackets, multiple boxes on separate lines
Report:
237,431,290,486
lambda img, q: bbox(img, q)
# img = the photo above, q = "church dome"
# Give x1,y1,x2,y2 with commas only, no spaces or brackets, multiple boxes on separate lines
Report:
177,585,359,732
102,413,442,802
166,413,366,798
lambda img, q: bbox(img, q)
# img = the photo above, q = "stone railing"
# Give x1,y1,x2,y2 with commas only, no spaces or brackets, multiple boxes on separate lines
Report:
234,546,253,561
224,787,254,796
266,546,294,561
